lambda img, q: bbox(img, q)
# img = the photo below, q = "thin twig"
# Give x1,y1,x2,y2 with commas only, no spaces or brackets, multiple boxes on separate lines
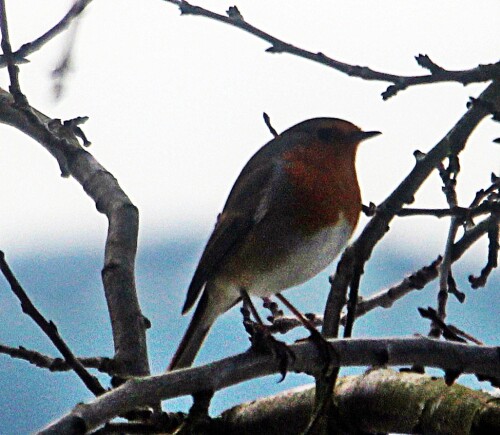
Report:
467,174,499,288
0,343,116,373
418,307,467,343
343,265,363,338
430,159,461,337
263,112,278,137
0,0,27,105
0,251,106,395
394,202,499,219
447,324,483,345
309,250,358,433
267,313,323,335
469,173,500,208
163,0,500,100
274,294,325,340
469,215,499,288
351,257,442,321
51,12,80,99
0,0,93,68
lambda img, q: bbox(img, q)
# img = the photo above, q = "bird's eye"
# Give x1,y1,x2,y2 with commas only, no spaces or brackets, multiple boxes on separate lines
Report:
317,128,335,142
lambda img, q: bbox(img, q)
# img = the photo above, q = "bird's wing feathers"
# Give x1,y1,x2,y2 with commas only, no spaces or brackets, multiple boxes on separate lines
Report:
182,212,252,313
182,147,288,314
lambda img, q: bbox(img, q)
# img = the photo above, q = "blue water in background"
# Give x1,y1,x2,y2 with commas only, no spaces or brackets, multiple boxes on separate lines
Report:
0,239,497,433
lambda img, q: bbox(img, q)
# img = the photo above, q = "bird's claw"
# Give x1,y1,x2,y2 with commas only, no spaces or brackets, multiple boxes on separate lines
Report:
244,320,295,381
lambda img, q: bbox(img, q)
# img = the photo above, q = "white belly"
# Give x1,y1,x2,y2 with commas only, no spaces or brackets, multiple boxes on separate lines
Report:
246,216,353,296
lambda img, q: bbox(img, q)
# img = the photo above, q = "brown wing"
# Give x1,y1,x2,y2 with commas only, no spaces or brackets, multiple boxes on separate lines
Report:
182,138,292,314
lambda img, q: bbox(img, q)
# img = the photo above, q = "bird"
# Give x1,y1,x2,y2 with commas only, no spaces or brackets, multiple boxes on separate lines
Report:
168,117,381,370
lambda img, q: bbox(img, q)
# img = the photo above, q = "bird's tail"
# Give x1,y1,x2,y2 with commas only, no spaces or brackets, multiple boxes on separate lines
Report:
167,290,218,371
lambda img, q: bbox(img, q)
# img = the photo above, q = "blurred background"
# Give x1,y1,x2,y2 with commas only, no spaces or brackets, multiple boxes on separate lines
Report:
0,1,498,432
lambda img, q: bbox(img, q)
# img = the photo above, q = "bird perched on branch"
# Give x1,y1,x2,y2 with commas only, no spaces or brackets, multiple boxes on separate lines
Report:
168,117,381,370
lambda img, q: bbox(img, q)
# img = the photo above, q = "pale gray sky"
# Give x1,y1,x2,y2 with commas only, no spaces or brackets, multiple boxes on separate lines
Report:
1,0,499,258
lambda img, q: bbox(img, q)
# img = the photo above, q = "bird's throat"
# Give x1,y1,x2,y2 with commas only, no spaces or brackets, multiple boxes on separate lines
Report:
282,144,362,234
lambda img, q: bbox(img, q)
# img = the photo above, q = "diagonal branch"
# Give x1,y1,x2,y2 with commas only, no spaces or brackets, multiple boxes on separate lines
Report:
0,0,93,68
0,251,106,395
323,80,500,337
268,212,496,334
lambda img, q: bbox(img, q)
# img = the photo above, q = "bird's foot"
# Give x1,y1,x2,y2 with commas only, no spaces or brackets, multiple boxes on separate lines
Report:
243,318,295,381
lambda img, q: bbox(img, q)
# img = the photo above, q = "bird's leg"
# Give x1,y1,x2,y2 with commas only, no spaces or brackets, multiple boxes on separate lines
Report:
240,289,266,342
240,288,264,325
275,293,339,376
239,288,294,380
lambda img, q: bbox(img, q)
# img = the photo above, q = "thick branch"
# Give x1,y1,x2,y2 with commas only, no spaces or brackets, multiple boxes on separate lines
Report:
218,369,499,435
0,88,150,378
39,337,500,433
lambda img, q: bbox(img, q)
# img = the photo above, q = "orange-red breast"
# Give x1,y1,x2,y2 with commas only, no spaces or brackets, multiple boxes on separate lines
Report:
168,117,380,370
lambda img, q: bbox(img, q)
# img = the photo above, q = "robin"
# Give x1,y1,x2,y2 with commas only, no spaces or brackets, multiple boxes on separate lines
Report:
168,117,381,370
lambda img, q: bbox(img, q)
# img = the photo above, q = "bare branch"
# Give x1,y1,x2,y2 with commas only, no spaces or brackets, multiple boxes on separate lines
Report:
0,88,150,379
88,369,499,434
270,209,496,336
394,202,499,219
0,0,93,68
262,112,278,137
469,172,500,208
383,56,500,99
0,343,115,374
0,251,106,395
354,256,441,318
265,302,323,335
430,159,462,337
469,215,499,288
51,16,79,100
323,80,500,338
352,212,496,321
419,307,467,343
218,369,499,435
39,337,500,434
163,1,500,99
0,0,27,105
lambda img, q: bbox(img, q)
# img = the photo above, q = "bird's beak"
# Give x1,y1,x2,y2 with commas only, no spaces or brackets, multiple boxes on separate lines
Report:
351,130,382,143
